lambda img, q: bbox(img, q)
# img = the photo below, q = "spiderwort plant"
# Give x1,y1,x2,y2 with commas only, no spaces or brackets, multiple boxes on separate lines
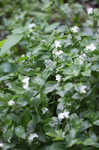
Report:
0,0,99,150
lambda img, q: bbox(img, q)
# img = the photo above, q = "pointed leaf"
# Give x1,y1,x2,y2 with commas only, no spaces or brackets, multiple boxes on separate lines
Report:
0,34,23,56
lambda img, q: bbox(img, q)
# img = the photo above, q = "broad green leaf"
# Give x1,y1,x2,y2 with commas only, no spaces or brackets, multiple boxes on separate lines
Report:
80,121,92,132
93,120,99,126
15,126,26,139
48,143,65,150
91,64,99,72
83,138,99,148
0,75,10,82
41,142,65,150
44,82,57,94
0,62,17,73
0,34,23,56
46,130,64,141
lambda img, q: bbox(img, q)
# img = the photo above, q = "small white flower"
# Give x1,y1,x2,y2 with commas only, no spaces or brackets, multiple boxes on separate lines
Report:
54,40,61,48
0,143,4,148
56,74,61,82
22,76,30,90
28,133,38,142
80,85,87,93
87,7,93,15
53,49,63,57
8,100,15,106
85,43,96,51
71,26,79,33
58,113,64,120
58,111,69,121
21,54,25,57
63,111,69,118
81,53,86,57
42,107,48,114
56,50,63,56
28,23,36,29
28,23,36,32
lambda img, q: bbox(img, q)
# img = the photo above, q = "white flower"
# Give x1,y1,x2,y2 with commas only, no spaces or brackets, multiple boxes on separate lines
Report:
0,143,4,148
42,107,48,114
53,49,63,57
28,133,38,142
80,85,87,93
22,76,30,90
56,74,61,82
87,7,93,15
71,26,79,33
54,40,61,48
58,111,69,121
56,50,63,56
58,113,64,120
21,54,25,57
85,43,96,51
81,53,86,57
8,100,15,106
63,111,69,118
28,23,36,29
28,23,36,32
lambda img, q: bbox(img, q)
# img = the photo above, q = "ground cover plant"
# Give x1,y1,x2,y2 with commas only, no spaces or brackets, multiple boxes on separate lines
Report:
0,0,99,150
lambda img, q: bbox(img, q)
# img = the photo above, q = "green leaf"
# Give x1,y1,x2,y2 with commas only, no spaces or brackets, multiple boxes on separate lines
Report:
83,138,99,148
44,82,57,94
0,39,6,47
3,126,14,141
80,121,92,132
0,62,17,73
46,130,64,141
15,126,26,139
41,142,65,150
91,64,99,72
48,143,65,150
93,120,99,126
0,34,23,56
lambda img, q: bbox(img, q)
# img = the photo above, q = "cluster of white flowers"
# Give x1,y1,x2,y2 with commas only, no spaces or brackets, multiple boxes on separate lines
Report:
8,100,15,106
80,85,87,93
85,43,96,51
87,7,93,15
28,133,38,142
0,143,4,148
53,40,64,58
58,111,69,121
56,74,61,82
42,107,48,114
71,26,79,33
22,76,30,90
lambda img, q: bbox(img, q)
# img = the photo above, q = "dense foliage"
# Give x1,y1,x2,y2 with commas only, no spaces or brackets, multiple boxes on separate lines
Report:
0,0,99,150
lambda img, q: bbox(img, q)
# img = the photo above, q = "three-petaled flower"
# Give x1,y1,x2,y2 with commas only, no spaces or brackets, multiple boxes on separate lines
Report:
71,26,79,33
85,43,96,51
